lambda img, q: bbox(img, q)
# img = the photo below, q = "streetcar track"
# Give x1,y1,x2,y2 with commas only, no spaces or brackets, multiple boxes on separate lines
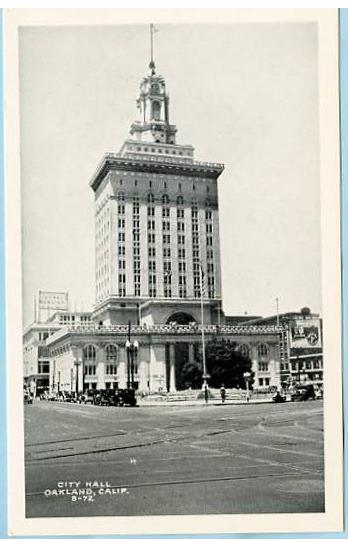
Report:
26,422,323,462
35,447,74,453
26,437,179,462
26,431,127,447
26,428,239,461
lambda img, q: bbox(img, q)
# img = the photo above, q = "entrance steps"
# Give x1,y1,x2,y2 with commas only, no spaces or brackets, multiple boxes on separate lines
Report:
142,388,248,402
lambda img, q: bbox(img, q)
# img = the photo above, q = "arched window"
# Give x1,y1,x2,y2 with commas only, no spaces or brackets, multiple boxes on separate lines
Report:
83,345,96,362
257,344,268,358
152,100,161,121
105,344,117,362
239,344,250,358
147,193,155,204
162,194,169,205
177,195,184,206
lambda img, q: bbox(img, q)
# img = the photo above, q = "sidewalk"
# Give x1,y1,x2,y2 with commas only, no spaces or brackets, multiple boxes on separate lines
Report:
138,397,274,407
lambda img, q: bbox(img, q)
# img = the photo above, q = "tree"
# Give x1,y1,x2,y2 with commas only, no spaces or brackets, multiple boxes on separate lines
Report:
181,361,202,389
182,338,254,389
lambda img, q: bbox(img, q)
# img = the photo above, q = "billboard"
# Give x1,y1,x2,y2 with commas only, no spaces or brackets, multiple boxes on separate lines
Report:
289,318,322,349
38,291,69,312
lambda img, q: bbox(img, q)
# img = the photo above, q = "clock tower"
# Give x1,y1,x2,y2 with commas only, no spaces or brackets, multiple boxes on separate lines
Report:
90,27,224,329
129,59,177,145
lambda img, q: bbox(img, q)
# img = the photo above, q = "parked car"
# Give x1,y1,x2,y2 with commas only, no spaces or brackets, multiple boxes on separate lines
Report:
272,391,286,403
315,386,324,399
79,389,98,404
23,390,33,404
291,384,316,402
118,388,137,407
93,390,111,406
64,392,78,403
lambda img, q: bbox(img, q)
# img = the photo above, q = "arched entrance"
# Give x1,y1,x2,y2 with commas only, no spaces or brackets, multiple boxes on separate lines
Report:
166,312,196,325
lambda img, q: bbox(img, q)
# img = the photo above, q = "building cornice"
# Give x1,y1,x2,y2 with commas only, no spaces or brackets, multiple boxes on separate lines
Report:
46,323,284,347
90,153,224,192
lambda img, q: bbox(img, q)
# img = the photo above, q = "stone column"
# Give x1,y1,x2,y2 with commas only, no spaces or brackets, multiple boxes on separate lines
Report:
149,344,167,392
188,343,195,363
136,346,147,392
71,346,84,393
250,345,259,389
117,345,127,389
96,346,105,390
169,344,176,392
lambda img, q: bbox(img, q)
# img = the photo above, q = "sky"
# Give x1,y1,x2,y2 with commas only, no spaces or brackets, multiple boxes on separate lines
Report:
19,22,321,328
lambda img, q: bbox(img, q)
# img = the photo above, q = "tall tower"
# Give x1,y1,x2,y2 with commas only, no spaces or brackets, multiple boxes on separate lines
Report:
90,32,224,326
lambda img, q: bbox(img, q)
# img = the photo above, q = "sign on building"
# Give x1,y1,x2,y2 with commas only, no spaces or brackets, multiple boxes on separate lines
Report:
289,318,322,348
38,291,69,315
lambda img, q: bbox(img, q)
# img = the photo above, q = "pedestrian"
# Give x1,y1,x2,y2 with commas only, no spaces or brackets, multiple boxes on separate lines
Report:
220,384,226,404
203,382,209,404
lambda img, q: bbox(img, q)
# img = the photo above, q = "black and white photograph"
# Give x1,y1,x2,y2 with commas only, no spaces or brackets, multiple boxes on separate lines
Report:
5,9,343,536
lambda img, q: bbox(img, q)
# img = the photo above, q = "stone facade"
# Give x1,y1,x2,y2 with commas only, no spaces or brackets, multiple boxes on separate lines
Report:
47,324,282,393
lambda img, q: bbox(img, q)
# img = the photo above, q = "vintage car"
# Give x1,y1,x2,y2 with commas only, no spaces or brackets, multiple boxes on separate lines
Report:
93,390,111,406
272,391,286,403
79,389,98,404
291,384,316,402
118,388,137,407
93,388,137,407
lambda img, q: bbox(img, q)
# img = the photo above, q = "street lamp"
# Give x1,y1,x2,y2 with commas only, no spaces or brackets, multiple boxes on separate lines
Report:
243,371,251,403
199,262,210,403
73,358,81,395
125,321,139,389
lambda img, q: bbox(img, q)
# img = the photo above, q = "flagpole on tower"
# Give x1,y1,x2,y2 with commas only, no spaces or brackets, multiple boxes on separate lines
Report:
150,23,154,65
149,23,158,74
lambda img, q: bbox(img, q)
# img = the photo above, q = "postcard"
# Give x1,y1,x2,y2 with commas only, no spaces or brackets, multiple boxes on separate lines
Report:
4,8,343,536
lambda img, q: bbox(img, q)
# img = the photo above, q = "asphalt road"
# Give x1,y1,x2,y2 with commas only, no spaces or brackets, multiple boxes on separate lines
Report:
24,400,324,517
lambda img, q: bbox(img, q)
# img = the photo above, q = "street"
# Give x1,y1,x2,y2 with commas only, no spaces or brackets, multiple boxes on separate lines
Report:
24,400,324,517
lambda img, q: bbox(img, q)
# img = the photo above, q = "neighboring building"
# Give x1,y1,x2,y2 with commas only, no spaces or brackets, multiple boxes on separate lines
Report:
241,307,323,386
23,311,92,395
28,51,284,394
224,315,262,326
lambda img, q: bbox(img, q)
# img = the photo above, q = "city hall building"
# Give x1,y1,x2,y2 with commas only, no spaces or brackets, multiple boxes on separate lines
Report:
24,54,284,394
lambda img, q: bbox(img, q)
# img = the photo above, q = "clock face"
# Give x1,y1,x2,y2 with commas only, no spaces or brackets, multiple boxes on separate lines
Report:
152,84,160,93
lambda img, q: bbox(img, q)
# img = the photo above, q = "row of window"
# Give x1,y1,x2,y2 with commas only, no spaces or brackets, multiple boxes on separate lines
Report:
118,200,127,297
192,202,201,298
133,199,141,297
117,192,214,206
286,359,323,371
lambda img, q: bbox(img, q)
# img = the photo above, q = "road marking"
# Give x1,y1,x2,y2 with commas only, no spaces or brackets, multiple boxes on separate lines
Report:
232,439,322,458
256,423,324,444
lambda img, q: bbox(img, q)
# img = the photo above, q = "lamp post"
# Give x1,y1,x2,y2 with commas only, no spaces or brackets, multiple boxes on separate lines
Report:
243,371,251,403
125,321,139,389
74,358,81,394
199,262,209,403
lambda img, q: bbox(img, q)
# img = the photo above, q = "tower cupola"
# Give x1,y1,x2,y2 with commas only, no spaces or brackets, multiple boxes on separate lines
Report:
129,25,177,145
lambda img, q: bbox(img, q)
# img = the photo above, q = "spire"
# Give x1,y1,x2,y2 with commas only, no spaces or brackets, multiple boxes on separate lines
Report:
128,25,177,144
149,24,157,75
